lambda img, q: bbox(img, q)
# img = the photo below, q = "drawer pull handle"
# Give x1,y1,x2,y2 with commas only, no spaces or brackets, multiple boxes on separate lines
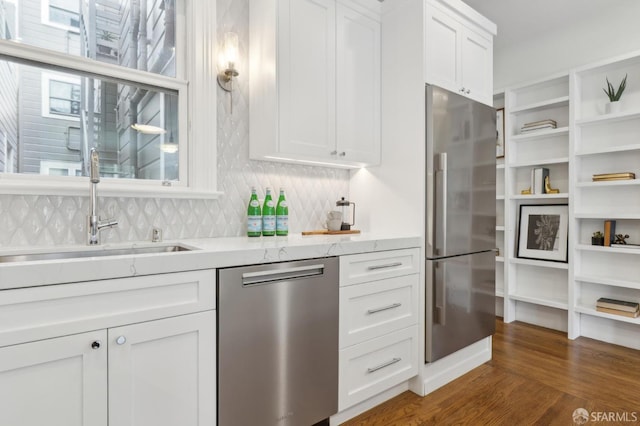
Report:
367,357,402,373
367,262,402,271
367,303,402,314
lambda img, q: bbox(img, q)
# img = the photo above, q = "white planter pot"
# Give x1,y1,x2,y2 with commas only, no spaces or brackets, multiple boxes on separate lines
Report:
605,101,622,114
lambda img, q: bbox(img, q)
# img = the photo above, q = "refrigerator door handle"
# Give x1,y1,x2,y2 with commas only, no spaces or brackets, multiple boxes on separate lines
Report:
434,152,447,256
434,260,446,326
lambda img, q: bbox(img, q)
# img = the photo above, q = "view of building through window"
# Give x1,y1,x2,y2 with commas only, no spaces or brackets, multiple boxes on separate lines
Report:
0,0,181,182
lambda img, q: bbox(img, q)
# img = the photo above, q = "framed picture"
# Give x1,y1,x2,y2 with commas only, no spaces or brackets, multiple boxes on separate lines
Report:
517,204,569,263
496,108,505,158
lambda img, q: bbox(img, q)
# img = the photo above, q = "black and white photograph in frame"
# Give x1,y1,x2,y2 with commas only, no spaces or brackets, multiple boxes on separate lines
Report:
517,204,568,263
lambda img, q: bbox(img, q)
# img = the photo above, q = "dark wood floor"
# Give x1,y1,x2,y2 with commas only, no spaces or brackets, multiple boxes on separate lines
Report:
343,319,640,425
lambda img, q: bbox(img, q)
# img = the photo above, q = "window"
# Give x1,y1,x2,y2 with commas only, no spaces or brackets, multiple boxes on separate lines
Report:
42,73,81,119
43,0,80,32
0,1,219,197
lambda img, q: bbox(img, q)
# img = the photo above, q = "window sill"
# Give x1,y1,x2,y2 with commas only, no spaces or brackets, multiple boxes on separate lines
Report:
0,176,223,199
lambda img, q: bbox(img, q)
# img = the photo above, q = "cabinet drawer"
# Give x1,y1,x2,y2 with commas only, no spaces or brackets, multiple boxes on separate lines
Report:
340,248,420,286
338,325,418,410
340,274,418,348
0,269,216,348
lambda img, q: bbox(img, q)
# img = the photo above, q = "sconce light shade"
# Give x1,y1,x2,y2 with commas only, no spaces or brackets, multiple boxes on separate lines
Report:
218,32,239,92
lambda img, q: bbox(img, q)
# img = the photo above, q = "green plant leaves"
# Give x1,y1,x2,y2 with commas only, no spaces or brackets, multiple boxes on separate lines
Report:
603,74,627,102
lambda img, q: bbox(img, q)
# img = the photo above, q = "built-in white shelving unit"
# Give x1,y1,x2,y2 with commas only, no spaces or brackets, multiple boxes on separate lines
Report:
497,50,640,350
501,72,571,332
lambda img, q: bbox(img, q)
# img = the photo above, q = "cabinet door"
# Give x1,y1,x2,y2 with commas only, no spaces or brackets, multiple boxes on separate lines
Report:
108,311,215,426
0,331,107,426
424,3,461,93
278,0,336,159
461,27,493,105
336,4,380,165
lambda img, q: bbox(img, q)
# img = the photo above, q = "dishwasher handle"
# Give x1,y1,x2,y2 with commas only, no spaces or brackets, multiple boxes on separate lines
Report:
242,264,326,286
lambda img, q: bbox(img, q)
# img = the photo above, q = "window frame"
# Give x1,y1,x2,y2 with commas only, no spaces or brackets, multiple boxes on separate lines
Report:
0,1,219,199
41,72,81,120
41,0,80,34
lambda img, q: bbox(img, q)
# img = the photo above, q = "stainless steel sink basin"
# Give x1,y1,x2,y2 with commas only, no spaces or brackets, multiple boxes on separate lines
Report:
0,245,193,264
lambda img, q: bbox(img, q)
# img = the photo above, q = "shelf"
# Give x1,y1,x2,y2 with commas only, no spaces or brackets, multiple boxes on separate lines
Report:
510,96,570,114
575,143,640,156
496,256,504,263
495,290,504,298
496,195,505,200
574,213,640,220
509,294,569,310
511,193,569,200
575,305,640,325
496,164,506,170
495,225,505,231
509,258,569,270
576,110,640,127
511,127,569,142
576,244,640,255
508,157,569,168
576,180,639,188
574,275,640,290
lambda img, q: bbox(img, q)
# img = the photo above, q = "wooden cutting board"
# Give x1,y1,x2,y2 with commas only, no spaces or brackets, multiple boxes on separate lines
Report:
301,229,361,236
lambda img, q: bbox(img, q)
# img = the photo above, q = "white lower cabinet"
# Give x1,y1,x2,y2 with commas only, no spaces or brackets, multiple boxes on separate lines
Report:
0,330,108,426
0,311,214,426
0,269,216,426
338,249,420,411
109,311,215,426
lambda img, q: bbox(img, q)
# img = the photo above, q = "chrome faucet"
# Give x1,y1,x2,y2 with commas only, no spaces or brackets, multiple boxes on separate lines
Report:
87,148,118,245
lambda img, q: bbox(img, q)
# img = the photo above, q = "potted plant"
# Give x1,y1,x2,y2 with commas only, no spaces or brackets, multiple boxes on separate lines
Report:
592,231,604,246
603,74,627,114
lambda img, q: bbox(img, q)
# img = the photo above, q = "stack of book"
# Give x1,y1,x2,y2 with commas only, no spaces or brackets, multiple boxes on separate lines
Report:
520,119,557,133
592,172,636,182
596,297,639,318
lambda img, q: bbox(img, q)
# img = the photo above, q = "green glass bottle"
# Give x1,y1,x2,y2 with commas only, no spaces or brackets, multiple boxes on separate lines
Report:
247,187,262,237
262,187,276,236
276,188,289,236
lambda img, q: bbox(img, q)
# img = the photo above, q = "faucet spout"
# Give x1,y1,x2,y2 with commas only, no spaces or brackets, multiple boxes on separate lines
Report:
87,148,118,245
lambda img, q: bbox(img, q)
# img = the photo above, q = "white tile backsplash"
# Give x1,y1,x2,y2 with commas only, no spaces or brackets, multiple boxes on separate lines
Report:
0,0,349,248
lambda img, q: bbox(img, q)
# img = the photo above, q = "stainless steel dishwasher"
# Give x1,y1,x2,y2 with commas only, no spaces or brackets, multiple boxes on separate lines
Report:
218,257,339,426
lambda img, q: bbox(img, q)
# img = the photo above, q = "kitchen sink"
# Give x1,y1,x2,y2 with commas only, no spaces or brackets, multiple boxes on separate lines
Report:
0,244,193,264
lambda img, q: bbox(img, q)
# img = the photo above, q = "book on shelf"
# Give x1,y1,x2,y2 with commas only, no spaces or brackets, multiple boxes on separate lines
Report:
604,220,616,247
531,167,549,194
592,172,636,181
522,119,557,128
520,124,557,133
596,297,640,313
596,306,640,318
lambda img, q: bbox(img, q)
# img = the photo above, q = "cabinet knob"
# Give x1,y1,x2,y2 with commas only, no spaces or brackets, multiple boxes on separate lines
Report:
116,336,127,345
465,89,471,94
91,340,101,350
460,87,465,93
330,150,338,155
339,152,346,157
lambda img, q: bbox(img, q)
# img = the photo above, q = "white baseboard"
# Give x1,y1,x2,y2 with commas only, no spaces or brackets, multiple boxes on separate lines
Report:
421,336,492,395
330,382,410,425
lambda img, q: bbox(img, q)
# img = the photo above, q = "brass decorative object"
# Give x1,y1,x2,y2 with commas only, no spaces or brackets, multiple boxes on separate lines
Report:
521,187,532,195
544,176,560,194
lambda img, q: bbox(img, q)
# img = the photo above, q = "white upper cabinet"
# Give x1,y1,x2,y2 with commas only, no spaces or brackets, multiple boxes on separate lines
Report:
250,0,381,168
424,0,495,106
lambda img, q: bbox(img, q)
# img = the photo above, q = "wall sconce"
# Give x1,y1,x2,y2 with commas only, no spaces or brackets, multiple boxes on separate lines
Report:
217,32,239,93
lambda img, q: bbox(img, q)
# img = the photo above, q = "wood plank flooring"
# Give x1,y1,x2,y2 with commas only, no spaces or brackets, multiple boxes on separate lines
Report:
342,319,640,425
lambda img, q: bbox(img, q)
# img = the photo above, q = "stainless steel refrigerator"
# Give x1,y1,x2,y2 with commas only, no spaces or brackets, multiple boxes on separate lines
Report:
425,84,497,363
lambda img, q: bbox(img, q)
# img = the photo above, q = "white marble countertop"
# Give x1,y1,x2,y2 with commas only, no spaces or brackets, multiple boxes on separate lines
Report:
0,233,421,290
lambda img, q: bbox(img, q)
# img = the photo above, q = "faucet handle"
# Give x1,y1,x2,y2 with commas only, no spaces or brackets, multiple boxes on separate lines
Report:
152,227,163,243
98,218,118,230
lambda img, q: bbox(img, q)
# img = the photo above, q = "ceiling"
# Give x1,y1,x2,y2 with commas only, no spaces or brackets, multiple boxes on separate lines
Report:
462,0,633,50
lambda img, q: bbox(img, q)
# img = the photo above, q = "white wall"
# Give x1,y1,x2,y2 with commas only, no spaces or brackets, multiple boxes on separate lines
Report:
494,3,640,89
